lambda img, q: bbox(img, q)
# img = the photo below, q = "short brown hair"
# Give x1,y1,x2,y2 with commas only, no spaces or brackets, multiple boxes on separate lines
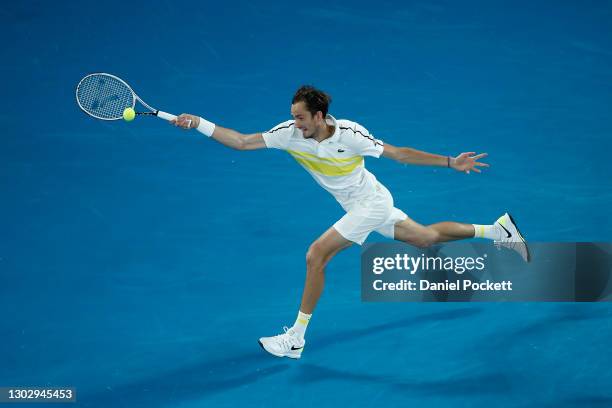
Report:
292,85,332,117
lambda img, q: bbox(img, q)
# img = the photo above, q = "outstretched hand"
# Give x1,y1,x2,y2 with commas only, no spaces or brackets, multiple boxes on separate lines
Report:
451,152,489,174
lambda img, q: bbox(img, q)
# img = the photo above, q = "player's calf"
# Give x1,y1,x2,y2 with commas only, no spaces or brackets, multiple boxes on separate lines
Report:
394,222,440,248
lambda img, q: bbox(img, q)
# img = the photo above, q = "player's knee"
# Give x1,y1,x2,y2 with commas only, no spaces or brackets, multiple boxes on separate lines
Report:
423,229,440,247
306,242,325,270
412,229,439,248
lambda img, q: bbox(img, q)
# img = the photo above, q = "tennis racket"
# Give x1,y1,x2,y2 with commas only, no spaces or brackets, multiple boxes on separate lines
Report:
75,73,189,125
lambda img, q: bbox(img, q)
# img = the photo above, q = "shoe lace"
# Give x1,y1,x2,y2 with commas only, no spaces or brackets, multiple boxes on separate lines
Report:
272,326,298,350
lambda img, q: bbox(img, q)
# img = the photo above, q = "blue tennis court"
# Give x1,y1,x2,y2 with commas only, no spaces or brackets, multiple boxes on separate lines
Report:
2,0,611,406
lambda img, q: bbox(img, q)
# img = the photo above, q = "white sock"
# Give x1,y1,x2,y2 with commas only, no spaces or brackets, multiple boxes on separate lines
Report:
473,224,502,240
291,311,311,338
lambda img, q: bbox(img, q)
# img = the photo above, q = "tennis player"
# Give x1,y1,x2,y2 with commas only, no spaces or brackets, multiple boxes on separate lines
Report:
170,85,530,359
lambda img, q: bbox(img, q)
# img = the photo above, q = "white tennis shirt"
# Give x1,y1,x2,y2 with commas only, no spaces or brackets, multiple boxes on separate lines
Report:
262,114,385,205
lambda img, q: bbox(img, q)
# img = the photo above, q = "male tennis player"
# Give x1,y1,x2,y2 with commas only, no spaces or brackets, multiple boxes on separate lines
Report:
170,85,530,359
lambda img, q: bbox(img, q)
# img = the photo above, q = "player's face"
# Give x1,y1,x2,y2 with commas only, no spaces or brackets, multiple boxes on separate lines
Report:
291,102,322,138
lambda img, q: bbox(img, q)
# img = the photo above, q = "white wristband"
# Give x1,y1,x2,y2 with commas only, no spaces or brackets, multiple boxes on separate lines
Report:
196,117,216,137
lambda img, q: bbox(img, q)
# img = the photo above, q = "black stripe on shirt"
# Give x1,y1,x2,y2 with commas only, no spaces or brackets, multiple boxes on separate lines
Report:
267,123,295,134
340,126,383,147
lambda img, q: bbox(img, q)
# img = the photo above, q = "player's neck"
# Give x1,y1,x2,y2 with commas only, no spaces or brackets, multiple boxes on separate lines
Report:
313,124,334,142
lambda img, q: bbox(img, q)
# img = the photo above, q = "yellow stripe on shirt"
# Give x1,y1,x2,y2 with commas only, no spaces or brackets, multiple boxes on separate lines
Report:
287,149,363,165
288,151,364,176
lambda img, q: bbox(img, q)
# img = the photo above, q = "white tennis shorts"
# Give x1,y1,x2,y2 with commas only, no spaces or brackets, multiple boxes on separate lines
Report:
333,182,407,245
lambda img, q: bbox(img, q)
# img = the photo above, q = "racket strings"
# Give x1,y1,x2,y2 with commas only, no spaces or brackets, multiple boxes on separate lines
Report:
76,74,134,120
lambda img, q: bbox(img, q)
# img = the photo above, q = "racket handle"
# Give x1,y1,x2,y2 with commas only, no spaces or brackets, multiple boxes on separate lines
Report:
156,110,177,121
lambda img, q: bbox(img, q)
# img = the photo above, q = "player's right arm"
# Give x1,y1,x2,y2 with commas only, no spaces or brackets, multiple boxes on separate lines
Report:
171,113,266,151
208,125,266,151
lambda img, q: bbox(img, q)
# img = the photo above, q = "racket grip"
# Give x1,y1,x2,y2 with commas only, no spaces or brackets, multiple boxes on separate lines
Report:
156,110,177,121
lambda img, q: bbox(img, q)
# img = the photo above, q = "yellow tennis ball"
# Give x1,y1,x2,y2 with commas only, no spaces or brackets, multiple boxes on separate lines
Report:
123,107,136,122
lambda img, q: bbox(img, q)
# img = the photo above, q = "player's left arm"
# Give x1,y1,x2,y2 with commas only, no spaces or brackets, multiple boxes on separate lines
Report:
382,143,489,174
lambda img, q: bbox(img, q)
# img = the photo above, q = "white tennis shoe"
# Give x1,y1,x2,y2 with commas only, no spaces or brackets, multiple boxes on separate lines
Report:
494,213,531,262
258,327,305,359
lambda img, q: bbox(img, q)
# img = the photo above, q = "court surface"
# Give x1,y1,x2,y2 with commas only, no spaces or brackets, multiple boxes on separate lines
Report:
2,1,611,407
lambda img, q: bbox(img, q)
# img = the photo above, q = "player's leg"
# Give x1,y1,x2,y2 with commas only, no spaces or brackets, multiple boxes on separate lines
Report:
369,183,529,260
392,216,475,247
389,212,530,261
258,226,352,359
258,192,394,359
367,183,470,248
300,227,353,314
428,221,476,241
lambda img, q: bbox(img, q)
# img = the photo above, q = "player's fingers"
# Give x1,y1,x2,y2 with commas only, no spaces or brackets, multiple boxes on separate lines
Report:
472,153,488,160
177,117,189,127
475,162,490,167
472,167,481,173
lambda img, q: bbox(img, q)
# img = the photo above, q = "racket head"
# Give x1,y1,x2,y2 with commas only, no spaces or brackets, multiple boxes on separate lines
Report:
76,73,136,120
